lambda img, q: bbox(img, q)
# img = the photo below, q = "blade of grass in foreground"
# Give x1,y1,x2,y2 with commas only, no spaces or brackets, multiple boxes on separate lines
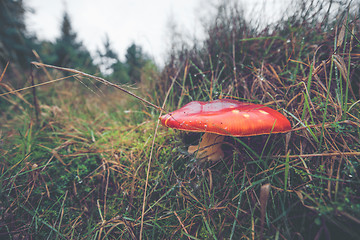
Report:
202,212,218,240
301,63,315,125
4,194,67,239
139,66,181,240
319,54,335,150
284,152,290,191
230,167,247,240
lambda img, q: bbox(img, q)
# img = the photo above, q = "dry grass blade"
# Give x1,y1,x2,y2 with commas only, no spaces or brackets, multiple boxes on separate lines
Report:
259,183,271,240
32,50,54,82
174,211,191,239
0,74,77,97
0,62,9,82
139,67,181,240
277,151,360,159
0,79,33,107
336,16,346,49
31,61,165,112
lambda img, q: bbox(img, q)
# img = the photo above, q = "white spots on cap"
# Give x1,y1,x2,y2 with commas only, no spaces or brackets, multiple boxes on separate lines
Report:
232,110,251,118
259,110,269,115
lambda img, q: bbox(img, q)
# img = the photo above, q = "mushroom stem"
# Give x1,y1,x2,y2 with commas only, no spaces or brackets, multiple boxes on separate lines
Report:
188,132,225,162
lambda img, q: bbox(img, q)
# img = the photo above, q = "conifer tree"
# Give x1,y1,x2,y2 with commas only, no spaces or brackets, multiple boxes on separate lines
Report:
96,35,130,83
97,35,120,74
125,43,147,83
0,0,35,68
53,11,97,73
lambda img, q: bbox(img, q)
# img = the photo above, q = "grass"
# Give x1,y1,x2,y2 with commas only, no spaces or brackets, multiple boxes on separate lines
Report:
1,1,360,239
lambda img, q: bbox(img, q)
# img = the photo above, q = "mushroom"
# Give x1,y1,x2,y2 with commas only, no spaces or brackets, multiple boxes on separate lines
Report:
160,99,291,162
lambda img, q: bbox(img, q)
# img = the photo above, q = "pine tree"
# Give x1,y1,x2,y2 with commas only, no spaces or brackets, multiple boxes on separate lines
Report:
96,35,130,83
53,11,97,73
97,35,120,75
0,0,35,68
125,43,147,83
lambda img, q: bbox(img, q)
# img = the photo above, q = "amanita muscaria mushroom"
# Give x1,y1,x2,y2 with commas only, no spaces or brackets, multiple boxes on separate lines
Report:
160,99,291,162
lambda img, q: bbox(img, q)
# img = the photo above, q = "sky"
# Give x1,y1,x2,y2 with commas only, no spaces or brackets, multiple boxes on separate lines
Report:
25,0,290,66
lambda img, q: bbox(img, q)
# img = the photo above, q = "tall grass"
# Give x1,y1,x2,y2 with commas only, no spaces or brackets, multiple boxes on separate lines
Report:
1,0,360,239
158,0,360,238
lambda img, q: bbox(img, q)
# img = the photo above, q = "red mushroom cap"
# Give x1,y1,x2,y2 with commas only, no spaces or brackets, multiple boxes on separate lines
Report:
160,99,291,136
